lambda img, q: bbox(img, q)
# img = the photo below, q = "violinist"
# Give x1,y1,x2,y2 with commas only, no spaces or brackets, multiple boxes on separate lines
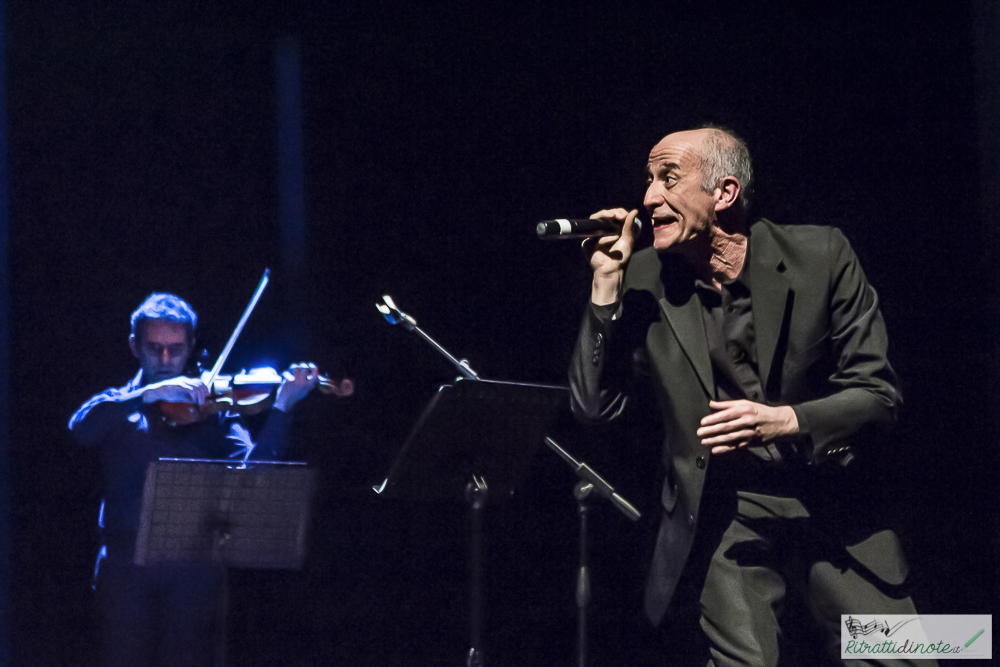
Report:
69,292,319,667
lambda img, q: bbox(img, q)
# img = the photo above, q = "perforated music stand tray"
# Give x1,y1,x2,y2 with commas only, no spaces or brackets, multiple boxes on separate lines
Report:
375,378,569,503
133,459,316,569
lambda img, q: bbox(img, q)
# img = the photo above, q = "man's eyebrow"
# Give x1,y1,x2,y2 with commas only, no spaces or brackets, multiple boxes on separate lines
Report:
647,160,680,173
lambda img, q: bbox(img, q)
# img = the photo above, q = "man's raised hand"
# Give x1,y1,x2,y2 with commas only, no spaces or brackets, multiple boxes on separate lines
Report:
585,208,640,305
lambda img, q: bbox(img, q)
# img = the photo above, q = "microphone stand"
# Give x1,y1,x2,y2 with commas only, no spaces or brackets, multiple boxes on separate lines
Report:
378,296,484,666
377,295,640,667
543,436,640,667
377,295,478,380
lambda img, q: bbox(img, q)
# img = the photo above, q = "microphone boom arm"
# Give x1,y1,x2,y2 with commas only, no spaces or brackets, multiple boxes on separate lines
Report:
376,295,480,380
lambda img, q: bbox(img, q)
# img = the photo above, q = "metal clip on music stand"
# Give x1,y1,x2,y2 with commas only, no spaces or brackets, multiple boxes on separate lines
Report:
374,295,640,667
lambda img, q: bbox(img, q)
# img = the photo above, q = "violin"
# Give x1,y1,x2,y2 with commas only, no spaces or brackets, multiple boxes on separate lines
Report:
160,366,354,427
156,270,353,427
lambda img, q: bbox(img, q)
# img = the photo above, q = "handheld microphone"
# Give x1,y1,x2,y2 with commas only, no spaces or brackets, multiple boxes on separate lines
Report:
535,217,643,240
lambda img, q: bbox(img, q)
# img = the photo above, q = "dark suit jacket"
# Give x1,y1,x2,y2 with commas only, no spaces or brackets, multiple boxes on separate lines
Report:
569,219,904,624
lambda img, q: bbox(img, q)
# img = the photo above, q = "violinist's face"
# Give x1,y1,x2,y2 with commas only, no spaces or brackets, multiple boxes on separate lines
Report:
130,320,193,384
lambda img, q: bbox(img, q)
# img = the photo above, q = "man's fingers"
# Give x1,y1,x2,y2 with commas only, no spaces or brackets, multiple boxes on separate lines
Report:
701,429,757,447
699,410,733,426
621,209,639,243
697,413,757,437
589,208,630,222
712,442,750,455
582,235,619,257
587,209,630,248
285,363,320,389
701,400,757,426
711,433,762,454
699,408,749,428
187,380,208,405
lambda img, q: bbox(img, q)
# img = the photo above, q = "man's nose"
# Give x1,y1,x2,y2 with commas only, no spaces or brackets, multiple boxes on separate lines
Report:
643,184,660,210
160,349,172,364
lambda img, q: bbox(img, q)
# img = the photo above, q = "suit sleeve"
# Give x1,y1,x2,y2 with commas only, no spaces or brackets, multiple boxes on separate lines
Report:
569,301,629,423
792,228,901,462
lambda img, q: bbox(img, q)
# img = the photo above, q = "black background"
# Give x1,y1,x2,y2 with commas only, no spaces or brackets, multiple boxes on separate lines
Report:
6,1,998,665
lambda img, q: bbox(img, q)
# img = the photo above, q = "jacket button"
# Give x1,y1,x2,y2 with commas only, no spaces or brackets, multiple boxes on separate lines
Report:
594,333,603,348
696,456,706,469
688,514,696,527
592,354,600,366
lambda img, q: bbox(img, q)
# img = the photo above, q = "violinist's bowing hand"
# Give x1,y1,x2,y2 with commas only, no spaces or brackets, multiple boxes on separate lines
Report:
274,363,320,412
141,376,210,405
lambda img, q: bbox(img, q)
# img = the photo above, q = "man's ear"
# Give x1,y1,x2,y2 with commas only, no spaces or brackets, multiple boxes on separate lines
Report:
129,334,139,358
714,176,741,212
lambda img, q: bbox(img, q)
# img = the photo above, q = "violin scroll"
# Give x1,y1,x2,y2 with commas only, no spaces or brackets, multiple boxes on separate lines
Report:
299,372,354,398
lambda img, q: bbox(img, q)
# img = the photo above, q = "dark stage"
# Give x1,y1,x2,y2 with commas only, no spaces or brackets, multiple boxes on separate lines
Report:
3,2,998,665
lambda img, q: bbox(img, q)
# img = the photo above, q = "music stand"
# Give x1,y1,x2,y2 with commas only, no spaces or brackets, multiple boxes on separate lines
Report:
375,378,568,666
374,295,640,666
134,459,316,569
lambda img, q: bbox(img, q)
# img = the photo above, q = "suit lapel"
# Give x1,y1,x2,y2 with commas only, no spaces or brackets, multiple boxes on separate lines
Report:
652,221,791,399
749,223,791,389
658,277,714,398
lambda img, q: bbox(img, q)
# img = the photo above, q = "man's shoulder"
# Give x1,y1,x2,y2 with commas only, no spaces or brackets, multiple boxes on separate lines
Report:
752,218,845,243
751,218,852,264
86,371,144,403
69,372,144,431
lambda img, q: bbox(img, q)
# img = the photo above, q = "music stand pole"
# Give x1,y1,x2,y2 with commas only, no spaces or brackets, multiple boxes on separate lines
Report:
574,481,592,667
545,436,641,667
379,295,492,665
466,476,487,667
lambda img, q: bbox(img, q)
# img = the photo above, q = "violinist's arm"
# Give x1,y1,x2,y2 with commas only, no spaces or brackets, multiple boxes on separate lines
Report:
252,363,318,461
139,376,209,405
68,376,209,445
274,363,320,412
69,387,141,445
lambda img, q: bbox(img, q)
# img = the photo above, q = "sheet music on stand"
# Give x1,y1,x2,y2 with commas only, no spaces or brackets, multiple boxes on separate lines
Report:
133,459,316,570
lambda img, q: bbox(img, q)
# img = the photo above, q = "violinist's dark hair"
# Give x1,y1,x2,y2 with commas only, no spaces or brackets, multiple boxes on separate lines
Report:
131,293,197,342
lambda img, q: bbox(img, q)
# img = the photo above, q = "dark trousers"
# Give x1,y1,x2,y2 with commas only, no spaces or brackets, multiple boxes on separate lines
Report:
696,492,934,667
95,560,225,667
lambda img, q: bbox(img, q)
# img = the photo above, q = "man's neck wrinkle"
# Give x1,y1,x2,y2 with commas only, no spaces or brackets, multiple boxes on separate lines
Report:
702,230,748,288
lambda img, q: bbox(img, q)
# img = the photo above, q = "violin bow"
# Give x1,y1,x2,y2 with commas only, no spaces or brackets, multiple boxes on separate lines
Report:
202,269,270,387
